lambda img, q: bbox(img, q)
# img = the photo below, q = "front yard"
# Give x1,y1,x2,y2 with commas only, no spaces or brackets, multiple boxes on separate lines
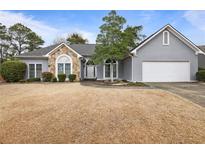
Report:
0,83,205,143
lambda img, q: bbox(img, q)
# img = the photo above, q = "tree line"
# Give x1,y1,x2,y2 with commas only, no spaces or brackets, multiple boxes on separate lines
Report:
0,22,88,63
0,23,45,63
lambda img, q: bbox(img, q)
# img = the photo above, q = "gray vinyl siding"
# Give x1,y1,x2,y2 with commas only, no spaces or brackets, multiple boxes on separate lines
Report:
198,54,205,69
19,58,48,79
122,57,132,81
118,60,123,79
97,64,104,80
132,29,198,81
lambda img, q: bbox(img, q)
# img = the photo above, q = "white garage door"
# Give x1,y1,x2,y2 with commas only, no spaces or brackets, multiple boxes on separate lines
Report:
142,62,190,82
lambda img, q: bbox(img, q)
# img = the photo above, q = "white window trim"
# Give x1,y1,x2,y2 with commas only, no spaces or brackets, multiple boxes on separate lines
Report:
55,54,72,78
103,60,118,80
28,63,43,78
163,30,169,45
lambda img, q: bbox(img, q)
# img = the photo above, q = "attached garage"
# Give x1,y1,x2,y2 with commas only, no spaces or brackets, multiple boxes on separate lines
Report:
142,62,190,82
130,25,204,82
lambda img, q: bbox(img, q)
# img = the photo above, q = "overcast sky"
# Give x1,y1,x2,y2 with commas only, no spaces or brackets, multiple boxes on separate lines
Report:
0,10,205,46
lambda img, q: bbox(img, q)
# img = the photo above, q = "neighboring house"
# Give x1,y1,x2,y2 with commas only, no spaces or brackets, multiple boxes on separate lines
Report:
16,24,205,82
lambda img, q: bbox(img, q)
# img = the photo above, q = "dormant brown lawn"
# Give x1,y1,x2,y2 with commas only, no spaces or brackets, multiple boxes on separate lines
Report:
0,83,205,143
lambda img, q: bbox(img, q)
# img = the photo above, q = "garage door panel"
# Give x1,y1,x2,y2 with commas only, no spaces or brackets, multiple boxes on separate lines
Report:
142,62,190,82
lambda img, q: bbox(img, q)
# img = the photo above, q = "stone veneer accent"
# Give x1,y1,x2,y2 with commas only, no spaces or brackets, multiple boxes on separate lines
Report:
48,44,81,81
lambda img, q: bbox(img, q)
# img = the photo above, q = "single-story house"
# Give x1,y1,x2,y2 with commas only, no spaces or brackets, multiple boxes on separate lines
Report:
16,24,205,82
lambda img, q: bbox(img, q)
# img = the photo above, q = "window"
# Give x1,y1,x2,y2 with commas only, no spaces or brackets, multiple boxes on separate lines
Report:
58,63,64,74
163,31,169,45
65,63,71,78
36,64,42,78
29,64,42,78
29,64,35,78
104,59,118,79
56,55,72,78
105,64,110,78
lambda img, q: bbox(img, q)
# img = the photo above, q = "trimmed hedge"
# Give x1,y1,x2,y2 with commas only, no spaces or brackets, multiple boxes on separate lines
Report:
0,60,26,82
58,74,66,82
68,74,76,82
52,77,57,82
27,78,41,82
42,72,53,82
19,79,27,83
196,70,205,81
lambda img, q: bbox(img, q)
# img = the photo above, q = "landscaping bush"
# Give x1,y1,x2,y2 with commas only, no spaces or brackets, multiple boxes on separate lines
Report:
58,74,66,82
19,79,27,83
0,60,26,82
196,70,205,81
199,67,205,71
42,72,53,82
27,78,41,82
52,77,57,82
68,74,76,82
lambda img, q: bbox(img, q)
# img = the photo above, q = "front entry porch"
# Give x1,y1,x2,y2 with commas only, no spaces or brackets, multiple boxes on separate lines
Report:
84,65,97,79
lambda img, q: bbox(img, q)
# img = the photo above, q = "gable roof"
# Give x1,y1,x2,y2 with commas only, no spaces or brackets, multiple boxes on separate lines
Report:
70,44,96,56
16,43,96,58
131,24,205,55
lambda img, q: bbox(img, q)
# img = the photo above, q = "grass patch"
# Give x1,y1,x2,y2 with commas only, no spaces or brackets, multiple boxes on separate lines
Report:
127,82,148,87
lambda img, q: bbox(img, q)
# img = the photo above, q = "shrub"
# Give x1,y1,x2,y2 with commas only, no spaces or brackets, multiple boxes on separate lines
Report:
58,74,66,82
196,70,205,81
52,77,57,82
199,67,205,71
19,79,27,83
42,72,53,82
0,60,26,82
68,74,76,82
27,78,41,82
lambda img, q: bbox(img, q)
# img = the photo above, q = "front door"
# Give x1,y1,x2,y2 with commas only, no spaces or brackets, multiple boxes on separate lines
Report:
86,65,96,79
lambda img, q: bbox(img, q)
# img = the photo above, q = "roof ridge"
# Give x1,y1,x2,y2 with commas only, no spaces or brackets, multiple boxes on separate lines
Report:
69,43,96,45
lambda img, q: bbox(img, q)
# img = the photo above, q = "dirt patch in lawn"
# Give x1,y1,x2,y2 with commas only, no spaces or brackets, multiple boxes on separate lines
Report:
0,83,205,144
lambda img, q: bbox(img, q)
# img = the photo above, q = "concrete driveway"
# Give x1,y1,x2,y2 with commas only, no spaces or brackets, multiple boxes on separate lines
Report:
148,82,205,107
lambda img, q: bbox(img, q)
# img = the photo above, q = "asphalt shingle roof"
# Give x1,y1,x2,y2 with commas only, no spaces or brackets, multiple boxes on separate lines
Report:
17,43,96,57
17,43,61,57
69,44,96,56
198,45,205,53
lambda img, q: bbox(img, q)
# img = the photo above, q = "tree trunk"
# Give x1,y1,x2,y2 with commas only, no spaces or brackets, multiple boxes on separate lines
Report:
110,62,114,83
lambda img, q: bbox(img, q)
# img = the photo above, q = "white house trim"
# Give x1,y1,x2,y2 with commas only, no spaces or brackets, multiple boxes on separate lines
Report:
131,24,205,55
131,56,134,82
163,30,170,45
55,54,73,78
45,43,82,58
